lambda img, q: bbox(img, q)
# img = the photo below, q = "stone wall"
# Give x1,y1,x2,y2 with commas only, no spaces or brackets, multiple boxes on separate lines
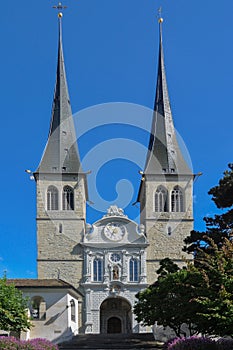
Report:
36,174,86,288
140,175,193,285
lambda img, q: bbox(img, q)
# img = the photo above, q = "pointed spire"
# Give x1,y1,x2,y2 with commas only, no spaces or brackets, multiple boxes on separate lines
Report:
37,12,82,174
144,16,191,175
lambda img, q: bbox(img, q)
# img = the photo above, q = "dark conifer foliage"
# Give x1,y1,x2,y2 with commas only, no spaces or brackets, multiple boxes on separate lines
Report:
184,163,233,255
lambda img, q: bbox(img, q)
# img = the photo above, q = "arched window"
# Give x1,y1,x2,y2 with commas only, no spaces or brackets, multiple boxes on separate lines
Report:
129,258,139,282
70,299,76,322
47,186,58,210
171,186,184,212
93,259,103,282
31,296,46,320
154,186,168,212
62,186,74,210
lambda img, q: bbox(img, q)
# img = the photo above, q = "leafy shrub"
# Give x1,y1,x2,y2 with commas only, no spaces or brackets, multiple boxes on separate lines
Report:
0,336,20,350
164,336,233,350
164,336,217,350
216,338,233,350
0,337,59,350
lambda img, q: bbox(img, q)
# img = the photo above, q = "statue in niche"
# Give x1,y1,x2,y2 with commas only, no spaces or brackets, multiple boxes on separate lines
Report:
113,266,119,280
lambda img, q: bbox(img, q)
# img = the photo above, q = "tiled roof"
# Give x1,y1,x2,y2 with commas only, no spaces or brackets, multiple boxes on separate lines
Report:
7,279,82,296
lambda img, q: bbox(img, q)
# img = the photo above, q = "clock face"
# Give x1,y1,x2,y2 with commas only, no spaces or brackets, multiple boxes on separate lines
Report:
104,223,125,241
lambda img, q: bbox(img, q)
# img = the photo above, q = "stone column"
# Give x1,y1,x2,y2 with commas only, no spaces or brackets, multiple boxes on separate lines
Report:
85,289,93,333
140,249,147,283
121,250,127,282
103,250,109,283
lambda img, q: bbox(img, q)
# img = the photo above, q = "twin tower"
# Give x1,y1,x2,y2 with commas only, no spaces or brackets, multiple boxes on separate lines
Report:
32,13,193,333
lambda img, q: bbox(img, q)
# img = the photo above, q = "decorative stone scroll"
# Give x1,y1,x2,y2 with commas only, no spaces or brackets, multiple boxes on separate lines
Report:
104,205,128,218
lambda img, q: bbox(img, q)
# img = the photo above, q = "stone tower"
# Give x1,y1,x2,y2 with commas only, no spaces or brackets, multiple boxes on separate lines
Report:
34,15,87,288
138,18,194,285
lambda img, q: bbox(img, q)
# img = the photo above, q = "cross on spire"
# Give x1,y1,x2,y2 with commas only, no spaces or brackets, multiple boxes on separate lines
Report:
37,0,83,175
53,2,67,20
158,6,163,23
52,2,67,12
158,6,162,17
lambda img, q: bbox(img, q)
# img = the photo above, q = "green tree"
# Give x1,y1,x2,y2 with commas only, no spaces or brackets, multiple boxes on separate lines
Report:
134,238,233,337
0,277,32,333
134,238,233,336
134,263,205,337
184,163,233,254
156,257,180,277
193,237,233,336
134,164,233,337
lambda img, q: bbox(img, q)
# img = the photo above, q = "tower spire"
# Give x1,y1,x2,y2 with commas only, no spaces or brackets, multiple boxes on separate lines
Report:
137,16,194,284
143,16,191,175
36,7,82,174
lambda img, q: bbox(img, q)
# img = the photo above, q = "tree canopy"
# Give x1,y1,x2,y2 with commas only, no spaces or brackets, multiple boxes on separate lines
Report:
134,163,233,337
193,237,233,336
184,163,233,254
0,277,31,333
135,238,233,337
134,264,203,337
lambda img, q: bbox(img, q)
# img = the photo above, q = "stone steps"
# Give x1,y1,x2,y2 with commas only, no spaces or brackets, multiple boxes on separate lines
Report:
58,333,162,350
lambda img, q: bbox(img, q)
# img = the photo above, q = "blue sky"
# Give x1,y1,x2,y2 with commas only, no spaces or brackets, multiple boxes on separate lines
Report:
0,0,232,278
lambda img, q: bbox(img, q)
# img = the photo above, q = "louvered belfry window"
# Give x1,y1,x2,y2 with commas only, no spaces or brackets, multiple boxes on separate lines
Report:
154,186,168,212
62,186,74,210
47,186,59,210
171,186,184,212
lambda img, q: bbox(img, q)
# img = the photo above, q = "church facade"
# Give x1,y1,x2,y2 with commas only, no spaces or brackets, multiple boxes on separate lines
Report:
81,206,148,334
10,12,193,342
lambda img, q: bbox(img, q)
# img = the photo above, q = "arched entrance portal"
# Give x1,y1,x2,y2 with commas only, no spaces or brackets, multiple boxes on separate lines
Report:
107,317,121,333
100,297,132,334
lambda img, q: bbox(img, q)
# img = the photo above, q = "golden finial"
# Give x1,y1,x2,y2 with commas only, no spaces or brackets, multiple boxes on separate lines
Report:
158,6,163,23
53,2,67,17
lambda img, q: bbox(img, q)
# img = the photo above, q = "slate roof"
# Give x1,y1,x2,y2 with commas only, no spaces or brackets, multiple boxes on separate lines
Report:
36,18,82,174
143,19,192,176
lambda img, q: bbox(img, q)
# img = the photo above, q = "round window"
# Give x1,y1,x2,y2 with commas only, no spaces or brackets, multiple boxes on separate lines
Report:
110,253,121,262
